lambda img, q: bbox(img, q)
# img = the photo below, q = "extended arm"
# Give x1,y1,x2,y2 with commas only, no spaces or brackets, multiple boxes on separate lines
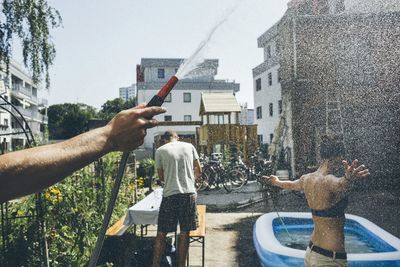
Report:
329,159,370,194
0,104,166,203
263,175,305,191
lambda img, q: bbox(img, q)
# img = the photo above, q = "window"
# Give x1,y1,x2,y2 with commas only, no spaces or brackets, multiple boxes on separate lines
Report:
258,135,263,144
184,115,192,122
256,78,262,91
3,119,8,126
256,106,262,119
278,69,281,83
278,100,282,114
164,115,172,121
266,45,271,59
268,72,273,86
183,92,191,103
157,68,165,79
218,115,224,124
269,103,273,117
270,134,274,144
164,93,172,102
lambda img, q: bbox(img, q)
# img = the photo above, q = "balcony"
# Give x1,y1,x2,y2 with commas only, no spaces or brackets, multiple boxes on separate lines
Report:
11,84,38,103
15,106,33,117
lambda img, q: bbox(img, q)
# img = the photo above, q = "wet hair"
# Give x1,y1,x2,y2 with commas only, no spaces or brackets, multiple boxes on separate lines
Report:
320,135,345,160
163,130,177,141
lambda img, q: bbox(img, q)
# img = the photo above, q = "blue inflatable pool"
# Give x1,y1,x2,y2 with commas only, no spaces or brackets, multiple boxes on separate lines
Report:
253,212,400,266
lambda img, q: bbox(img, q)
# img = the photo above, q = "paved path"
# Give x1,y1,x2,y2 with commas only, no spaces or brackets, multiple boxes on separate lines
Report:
197,181,263,210
187,212,263,267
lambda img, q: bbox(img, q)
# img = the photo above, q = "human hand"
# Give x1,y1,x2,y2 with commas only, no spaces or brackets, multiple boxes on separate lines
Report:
263,175,280,185
106,103,166,151
342,159,370,181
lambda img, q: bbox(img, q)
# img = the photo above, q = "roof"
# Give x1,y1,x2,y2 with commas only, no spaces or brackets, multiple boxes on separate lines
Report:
199,93,241,115
141,58,219,68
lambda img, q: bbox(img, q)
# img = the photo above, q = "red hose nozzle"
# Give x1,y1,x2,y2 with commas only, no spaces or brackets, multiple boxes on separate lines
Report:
157,76,179,100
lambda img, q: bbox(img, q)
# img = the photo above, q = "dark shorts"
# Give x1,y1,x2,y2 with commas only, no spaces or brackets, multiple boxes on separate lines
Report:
157,193,199,233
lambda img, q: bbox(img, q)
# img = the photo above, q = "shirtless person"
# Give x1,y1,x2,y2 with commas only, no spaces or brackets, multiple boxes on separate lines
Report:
264,136,370,267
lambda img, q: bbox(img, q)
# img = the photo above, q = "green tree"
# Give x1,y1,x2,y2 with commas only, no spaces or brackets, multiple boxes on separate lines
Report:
98,97,136,121
47,103,97,139
0,0,62,88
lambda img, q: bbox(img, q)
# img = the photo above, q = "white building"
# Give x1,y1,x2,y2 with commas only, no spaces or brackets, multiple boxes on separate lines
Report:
136,58,240,151
119,84,136,102
252,23,282,146
0,60,48,151
239,103,254,125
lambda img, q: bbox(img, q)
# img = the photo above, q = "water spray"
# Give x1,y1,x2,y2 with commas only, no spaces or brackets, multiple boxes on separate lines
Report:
88,75,180,267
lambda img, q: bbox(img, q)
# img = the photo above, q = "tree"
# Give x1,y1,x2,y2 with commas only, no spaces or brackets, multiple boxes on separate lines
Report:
0,0,62,88
98,97,136,121
47,103,97,139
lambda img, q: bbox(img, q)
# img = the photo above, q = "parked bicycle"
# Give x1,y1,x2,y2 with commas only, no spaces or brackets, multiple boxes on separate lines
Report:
196,153,246,193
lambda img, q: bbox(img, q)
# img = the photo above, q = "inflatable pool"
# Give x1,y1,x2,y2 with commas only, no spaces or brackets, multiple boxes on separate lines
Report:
253,212,400,266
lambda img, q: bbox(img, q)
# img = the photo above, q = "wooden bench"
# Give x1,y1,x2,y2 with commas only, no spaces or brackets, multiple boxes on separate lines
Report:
106,215,130,237
187,205,206,267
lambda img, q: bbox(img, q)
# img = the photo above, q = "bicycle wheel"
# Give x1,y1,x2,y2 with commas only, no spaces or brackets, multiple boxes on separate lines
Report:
229,168,246,190
222,175,233,193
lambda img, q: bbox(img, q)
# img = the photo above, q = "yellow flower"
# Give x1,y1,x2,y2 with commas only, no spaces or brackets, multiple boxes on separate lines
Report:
45,192,51,199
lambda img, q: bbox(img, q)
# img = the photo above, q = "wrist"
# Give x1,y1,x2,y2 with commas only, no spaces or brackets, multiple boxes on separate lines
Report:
101,125,115,153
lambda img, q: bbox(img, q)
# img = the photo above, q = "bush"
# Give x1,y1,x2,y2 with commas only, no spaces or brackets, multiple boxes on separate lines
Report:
1,152,136,266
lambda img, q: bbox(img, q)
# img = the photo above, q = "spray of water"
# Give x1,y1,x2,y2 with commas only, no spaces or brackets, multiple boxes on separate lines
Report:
175,5,238,80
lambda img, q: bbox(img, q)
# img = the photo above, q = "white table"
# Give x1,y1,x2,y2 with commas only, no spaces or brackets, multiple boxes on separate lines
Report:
122,188,163,236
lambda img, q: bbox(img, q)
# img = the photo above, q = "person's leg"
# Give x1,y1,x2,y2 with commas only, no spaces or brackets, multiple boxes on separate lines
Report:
177,231,190,267
153,195,177,267
152,231,167,267
177,194,199,267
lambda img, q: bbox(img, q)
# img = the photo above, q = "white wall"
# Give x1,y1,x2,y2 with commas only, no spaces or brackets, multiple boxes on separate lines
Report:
253,64,281,145
264,40,277,62
138,87,234,149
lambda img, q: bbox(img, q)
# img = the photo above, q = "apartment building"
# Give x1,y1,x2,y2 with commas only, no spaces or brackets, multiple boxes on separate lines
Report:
0,60,48,151
259,0,400,186
119,84,136,102
136,58,240,151
253,23,282,146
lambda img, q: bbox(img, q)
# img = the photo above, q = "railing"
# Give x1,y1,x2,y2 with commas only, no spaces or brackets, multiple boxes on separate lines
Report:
16,106,33,117
12,84,38,103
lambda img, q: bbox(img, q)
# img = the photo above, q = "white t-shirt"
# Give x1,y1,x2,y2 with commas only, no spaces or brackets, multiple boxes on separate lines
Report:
155,141,199,197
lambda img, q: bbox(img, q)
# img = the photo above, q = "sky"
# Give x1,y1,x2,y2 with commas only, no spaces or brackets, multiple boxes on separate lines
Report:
30,0,290,109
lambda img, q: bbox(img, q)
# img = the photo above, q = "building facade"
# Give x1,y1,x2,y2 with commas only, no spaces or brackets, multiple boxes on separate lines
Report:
253,23,283,146
119,84,136,102
263,0,400,187
136,58,240,151
0,60,48,151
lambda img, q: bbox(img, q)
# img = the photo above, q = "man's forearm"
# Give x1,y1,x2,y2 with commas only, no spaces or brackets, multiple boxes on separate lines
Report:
0,125,113,203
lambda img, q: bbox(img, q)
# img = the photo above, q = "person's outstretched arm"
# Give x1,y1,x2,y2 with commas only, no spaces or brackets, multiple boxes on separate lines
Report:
0,104,166,203
329,159,370,194
263,175,305,191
